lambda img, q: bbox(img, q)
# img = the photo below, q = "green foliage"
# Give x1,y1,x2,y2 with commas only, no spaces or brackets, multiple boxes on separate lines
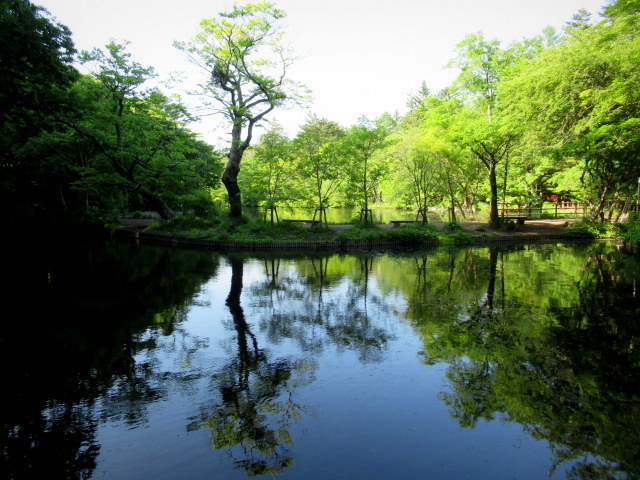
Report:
151,215,215,232
449,33,508,113
385,223,439,245
615,213,640,244
398,243,640,477
443,221,463,232
8,0,640,229
151,212,336,243
184,190,220,217
148,216,482,246
60,44,223,220
343,116,393,223
438,232,475,245
1,0,79,224
176,2,306,217
239,123,294,209
334,225,388,243
502,3,640,219
565,219,618,239
0,0,77,148
292,115,347,210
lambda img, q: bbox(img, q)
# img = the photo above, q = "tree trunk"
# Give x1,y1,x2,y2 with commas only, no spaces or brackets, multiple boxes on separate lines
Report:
222,163,242,218
592,185,609,222
488,162,500,228
139,190,175,220
363,157,369,226
501,154,509,222
223,124,244,218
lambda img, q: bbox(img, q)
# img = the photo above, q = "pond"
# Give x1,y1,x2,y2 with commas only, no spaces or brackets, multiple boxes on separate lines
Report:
2,239,639,479
243,205,448,223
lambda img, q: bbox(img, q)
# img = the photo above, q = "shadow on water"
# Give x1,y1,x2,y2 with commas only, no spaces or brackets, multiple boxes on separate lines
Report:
0,239,396,478
261,253,393,362
0,238,220,479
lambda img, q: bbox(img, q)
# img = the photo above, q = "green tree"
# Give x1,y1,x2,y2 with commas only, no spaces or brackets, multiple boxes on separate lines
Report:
385,122,441,223
61,43,222,220
343,116,392,225
177,2,304,218
406,81,431,111
419,93,482,221
503,1,640,219
0,0,78,222
239,123,294,224
450,34,516,227
293,115,346,226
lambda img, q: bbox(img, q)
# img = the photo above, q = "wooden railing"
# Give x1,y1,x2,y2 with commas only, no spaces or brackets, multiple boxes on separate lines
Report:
501,202,591,218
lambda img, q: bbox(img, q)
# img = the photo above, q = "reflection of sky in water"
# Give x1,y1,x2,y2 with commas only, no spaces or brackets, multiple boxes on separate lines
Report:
5,243,637,479
94,250,602,479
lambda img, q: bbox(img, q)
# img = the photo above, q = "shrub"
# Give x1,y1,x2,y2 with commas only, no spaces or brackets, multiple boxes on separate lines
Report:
335,225,387,242
439,232,475,246
386,223,439,245
151,215,215,232
616,213,640,244
443,221,463,232
564,218,620,239
185,191,219,217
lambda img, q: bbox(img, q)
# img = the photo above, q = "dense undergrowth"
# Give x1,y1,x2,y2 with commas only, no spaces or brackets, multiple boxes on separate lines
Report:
612,214,640,245
564,218,624,239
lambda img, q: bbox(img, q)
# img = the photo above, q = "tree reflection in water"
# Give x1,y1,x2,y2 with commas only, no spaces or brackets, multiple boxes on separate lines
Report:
5,240,639,479
253,253,393,362
191,253,396,476
405,245,640,480
0,241,220,479
189,256,316,477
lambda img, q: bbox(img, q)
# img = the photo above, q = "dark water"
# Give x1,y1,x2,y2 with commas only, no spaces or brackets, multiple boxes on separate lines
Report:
1,239,639,479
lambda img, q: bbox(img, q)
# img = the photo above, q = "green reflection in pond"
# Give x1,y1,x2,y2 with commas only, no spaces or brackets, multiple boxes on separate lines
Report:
377,243,640,480
2,240,639,479
187,256,312,477
188,253,394,476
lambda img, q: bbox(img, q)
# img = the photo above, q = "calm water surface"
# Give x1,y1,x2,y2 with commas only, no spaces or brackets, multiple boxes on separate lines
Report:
2,239,639,479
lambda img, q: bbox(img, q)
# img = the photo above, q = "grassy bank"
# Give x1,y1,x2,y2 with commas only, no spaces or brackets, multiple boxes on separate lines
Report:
146,215,476,246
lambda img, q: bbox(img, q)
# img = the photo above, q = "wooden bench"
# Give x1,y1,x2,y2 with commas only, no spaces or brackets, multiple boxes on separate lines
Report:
390,220,415,228
282,219,321,226
502,216,527,225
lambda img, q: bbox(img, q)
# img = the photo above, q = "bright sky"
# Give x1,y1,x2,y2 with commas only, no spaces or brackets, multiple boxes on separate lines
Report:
38,0,609,144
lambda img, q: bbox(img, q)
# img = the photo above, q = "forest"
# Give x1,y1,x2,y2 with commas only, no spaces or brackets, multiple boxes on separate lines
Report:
1,0,639,229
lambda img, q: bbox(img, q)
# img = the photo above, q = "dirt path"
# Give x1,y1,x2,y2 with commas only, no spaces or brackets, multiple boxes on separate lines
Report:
452,218,579,236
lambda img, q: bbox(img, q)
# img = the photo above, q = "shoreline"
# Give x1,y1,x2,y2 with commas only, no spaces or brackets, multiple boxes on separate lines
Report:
109,218,595,251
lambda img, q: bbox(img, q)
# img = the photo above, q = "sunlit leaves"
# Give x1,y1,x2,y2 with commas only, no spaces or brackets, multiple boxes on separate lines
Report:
501,2,640,216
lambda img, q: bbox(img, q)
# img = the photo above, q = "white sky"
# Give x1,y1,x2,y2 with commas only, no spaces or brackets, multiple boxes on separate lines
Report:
38,0,609,144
